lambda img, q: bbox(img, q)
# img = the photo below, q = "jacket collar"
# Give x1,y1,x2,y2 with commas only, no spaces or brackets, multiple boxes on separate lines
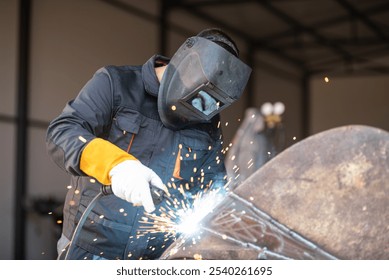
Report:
142,55,170,97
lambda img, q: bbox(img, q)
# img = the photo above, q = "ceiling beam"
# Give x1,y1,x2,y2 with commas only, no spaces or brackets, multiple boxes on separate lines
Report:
168,1,306,69
173,0,256,7
335,0,389,41
262,1,389,42
255,0,353,63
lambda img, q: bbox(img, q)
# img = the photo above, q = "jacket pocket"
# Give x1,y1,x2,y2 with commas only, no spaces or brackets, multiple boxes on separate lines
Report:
109,108,141,151
75,205,134,260
175,129,214,183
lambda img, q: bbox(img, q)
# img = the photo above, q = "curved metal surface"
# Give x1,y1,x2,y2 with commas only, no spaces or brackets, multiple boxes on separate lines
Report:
160,125,389,260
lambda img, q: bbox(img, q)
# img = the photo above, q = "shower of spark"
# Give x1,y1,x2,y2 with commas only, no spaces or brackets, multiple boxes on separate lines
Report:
140,182,230,239
176,189,226,235
138,119,236,246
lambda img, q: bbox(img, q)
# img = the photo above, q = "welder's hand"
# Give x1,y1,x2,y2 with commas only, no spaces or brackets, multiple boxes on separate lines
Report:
191,91,219,116
109,160,166,212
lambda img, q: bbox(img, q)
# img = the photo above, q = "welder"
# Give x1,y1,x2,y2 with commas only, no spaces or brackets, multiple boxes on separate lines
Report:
46,28,251,260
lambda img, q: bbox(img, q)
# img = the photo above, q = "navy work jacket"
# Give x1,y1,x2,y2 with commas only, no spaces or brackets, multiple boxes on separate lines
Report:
46,55,226,259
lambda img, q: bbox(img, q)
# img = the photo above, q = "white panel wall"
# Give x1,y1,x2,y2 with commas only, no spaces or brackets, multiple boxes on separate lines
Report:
0,0,18,260
30,0,159,122
26,127,67,259
0,123,16,259
0,0,17,116
310,74,389,134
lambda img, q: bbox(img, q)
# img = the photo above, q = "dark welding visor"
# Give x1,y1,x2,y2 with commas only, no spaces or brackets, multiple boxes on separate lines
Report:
158,36,251,130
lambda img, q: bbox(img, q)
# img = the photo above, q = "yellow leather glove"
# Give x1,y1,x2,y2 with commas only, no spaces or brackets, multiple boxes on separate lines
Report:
80,138,136,185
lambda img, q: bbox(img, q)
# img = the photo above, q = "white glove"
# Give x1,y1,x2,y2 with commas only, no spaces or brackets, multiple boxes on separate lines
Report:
109,160,166,212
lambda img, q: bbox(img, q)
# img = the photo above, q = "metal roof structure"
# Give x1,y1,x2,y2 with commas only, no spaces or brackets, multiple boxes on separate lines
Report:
103,0,389,75
160,0,389,76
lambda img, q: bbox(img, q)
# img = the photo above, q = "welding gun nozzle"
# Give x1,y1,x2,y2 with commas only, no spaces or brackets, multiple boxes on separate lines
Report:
101,185,114,195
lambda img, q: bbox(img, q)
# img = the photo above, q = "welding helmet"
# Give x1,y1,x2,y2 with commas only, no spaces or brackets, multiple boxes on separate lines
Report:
158,34,252,130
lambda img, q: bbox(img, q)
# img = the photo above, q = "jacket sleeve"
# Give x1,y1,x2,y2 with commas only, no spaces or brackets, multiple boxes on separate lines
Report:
46,68,133,182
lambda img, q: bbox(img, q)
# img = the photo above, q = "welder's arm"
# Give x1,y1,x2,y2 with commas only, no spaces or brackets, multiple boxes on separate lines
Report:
80,138,165,212
46,68,115,176
46,68,164,212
